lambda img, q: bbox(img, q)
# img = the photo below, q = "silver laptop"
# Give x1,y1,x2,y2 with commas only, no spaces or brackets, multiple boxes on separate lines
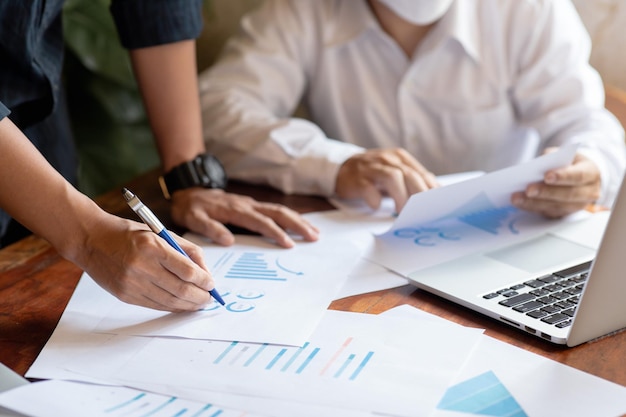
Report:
406,175,626,346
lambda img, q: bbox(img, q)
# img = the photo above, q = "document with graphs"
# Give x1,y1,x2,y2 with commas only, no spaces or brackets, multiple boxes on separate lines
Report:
365,144,585,277
90,235,361,346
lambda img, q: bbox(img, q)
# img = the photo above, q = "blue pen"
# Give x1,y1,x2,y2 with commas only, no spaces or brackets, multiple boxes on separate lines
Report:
122,188,225,306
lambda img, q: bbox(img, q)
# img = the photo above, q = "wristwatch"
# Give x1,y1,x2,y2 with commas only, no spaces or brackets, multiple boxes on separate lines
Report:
158,153,228,199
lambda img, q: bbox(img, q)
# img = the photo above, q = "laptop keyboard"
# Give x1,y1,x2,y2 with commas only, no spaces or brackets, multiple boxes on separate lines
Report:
482,261,592,329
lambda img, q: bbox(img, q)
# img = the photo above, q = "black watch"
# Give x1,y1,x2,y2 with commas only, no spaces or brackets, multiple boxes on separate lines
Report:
158,153,228,199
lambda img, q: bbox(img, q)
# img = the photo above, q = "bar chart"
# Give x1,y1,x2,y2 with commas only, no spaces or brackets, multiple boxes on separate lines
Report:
211,337,374,382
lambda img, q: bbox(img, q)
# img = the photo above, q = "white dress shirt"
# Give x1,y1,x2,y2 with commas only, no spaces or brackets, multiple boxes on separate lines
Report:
200,0,626,205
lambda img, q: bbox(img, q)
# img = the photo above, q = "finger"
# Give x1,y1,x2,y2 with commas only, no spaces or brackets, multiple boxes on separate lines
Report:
139,283,211,312
368,166,410,211
254,203,320,242
222,208,297,248
403,169,436,196
394,149,439,189
183,207,236,246
511,191,587,218
112,263,212,312
523,182,600,204
175,236,210,271
544,157,601,187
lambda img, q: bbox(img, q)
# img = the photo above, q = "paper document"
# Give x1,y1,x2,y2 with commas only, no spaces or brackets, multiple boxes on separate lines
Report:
366,145,581,276
0,380,270,417
300,210,407,299
381,306,626,417
94,235,361,346
64,310,483,417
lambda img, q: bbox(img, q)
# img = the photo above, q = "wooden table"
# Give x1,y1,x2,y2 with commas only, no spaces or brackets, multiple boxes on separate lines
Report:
1,168,626,390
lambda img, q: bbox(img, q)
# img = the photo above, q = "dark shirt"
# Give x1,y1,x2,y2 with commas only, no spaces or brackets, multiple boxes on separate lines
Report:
0,0,204,246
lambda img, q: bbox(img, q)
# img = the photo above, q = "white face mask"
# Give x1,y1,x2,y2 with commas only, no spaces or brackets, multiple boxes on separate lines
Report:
377,0,454,25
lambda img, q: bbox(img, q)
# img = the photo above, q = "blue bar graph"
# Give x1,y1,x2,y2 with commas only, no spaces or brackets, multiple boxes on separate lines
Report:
224,252,287,281
349,351,374,381
266,348,288,370
280,342,309,372
213,342,238,365
437,371,527,416
295,348,320,374
334,354,355,378
105,393,146,413
244,343,268,367
103,392,224,417
210,338,374,382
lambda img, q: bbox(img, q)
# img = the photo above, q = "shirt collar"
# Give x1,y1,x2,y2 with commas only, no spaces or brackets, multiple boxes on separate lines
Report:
327,0,385,47
436,0,482,62
331,0,482,63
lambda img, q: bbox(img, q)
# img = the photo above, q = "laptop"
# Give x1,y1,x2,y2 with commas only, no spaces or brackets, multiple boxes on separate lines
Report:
405,175,626,346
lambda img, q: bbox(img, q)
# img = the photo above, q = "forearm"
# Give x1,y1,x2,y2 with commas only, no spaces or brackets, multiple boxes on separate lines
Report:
0,117,106,259
129,40,205,171
204,106,364,196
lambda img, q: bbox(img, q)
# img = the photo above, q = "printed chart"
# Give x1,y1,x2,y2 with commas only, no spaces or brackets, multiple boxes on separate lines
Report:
212,337,374,382
93,239,362,346
438,371,527,417
0,380,265,417
73,310,484,417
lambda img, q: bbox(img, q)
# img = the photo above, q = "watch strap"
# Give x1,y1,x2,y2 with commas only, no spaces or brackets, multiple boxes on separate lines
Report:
159,154,227,199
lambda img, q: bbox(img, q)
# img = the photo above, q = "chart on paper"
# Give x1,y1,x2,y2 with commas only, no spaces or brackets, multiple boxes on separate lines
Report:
215,251,303,281
93,238,362,346
368,146,580,277
437,371,527,417
212,337,374,381
0,380,267,417
390,193,536,249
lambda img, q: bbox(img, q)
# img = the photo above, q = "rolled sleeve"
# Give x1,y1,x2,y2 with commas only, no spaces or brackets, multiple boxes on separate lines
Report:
0,101,9,121
110,0,204,49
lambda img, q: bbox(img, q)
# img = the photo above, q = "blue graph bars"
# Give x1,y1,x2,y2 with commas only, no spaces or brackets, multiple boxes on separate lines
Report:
224,252,287,281
211,338,374,382
105,393,226,417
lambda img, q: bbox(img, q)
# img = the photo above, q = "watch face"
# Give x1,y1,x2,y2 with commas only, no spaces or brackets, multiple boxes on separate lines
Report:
200,155,227,188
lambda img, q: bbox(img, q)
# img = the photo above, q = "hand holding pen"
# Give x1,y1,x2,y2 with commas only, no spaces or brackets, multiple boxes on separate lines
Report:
123,188,225,306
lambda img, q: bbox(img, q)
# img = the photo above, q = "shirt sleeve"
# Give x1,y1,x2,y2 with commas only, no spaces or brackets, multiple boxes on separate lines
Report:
0,101,9,121
110,0,204,49
510,0,626,206
200,0,363,196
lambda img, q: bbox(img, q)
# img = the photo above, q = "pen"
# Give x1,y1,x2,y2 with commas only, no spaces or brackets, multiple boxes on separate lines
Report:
122,187,225,306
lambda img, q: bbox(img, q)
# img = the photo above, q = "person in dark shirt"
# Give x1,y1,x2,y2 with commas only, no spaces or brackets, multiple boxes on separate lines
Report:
0,0,318,312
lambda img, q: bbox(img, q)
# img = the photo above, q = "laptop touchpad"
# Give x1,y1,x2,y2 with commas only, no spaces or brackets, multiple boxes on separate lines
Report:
485,234,594,273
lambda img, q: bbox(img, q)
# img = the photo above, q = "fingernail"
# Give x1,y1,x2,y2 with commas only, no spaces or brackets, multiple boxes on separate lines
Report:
216,233,235,246
545,172,557,184
527,187,539,197
281,236,295,248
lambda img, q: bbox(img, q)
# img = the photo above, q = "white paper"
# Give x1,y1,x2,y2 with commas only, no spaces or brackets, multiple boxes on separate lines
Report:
0,380,271,417
300,210,408,299
94,235,361,346
366,145,581,276
63,311,483,417
328,171,486,216
381,306,626,417
306,172,486,299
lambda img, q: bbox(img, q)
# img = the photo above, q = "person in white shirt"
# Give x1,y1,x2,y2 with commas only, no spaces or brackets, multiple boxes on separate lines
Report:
200,0,626,218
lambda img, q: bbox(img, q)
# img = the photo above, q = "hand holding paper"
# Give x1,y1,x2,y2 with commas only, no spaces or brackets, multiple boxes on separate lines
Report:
365,144,581,277
511,149,603,217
